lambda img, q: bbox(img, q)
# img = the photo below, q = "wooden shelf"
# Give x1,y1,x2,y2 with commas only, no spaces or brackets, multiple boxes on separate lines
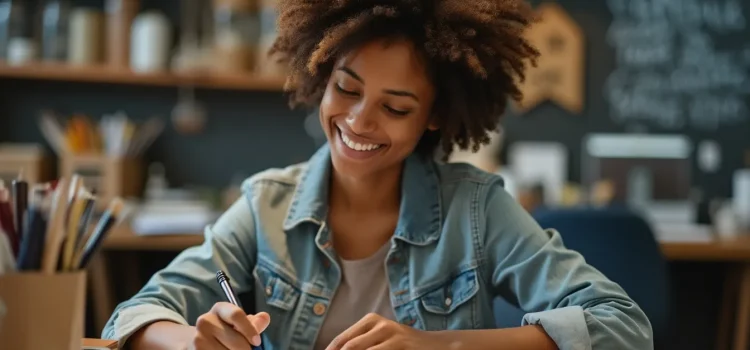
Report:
0,62,287,91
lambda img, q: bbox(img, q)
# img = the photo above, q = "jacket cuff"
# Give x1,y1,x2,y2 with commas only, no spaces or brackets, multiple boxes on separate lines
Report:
108,304,188,347
522,306,592,350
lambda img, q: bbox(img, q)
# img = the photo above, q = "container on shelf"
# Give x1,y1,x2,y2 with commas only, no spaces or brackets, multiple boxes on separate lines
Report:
68,7,103,65
255,0,287,77
59,154,144,210
212,0,259,72
3,0,36,65
105,0,140,68
0,144,53,186
130,10,172,73
41,0,71,62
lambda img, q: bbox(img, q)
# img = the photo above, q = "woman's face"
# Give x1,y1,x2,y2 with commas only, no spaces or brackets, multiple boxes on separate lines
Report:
319,38,437,180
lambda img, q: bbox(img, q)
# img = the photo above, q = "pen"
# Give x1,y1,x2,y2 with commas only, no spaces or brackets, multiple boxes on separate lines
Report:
11,171,28,240
70,192,96,270
41,178,69,273
15,206,47,271
76,198,123,269
62,195,87,271
216,270,263,350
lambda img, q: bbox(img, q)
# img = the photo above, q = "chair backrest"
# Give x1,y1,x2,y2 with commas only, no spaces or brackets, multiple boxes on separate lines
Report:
493,206,671,343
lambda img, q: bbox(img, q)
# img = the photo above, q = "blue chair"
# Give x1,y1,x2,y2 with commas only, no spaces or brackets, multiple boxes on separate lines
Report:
493,206,671,347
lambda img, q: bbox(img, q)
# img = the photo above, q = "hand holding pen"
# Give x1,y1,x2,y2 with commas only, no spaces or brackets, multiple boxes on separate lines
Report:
182,270,270,350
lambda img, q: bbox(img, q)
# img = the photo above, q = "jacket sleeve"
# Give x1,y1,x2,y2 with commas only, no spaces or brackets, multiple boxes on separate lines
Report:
484,183,653,350
100,193,258,346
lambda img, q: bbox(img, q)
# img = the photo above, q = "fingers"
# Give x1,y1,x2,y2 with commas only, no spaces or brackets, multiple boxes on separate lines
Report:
249,312,271,334
211,302,262,346
333,327,388,350
195,311,249,349
326,313,381,350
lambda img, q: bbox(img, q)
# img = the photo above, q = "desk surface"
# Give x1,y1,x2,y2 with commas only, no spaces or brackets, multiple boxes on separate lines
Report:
103,225,750,262
82,338,117,349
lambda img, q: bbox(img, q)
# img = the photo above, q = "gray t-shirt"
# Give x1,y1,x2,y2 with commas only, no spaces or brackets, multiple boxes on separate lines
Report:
313,242,396,350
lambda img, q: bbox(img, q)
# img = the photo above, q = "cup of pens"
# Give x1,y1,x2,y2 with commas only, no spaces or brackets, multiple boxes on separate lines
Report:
39,110,164,210
0,175,124,350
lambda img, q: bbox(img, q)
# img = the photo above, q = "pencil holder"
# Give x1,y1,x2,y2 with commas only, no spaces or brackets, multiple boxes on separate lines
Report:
0,144,53,185
60,154,144,209
0,271,87,350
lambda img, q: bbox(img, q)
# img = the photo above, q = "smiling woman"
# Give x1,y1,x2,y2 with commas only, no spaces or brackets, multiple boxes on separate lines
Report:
102,1,654,350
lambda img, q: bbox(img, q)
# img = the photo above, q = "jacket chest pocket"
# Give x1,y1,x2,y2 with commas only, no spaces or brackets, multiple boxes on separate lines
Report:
418,268,480,330
253,263,301,345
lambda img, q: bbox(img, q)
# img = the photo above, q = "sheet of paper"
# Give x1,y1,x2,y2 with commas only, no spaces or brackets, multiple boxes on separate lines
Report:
654,222,714,243
508,142,568,205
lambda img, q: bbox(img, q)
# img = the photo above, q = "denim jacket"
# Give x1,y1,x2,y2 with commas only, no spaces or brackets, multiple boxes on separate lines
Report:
102,145,653,350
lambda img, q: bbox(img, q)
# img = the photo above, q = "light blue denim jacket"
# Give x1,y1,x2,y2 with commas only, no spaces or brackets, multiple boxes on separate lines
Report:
102,145,653,349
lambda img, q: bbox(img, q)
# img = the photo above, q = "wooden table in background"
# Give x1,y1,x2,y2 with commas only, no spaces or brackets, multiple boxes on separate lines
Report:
91,226,750,350
660,234,750,350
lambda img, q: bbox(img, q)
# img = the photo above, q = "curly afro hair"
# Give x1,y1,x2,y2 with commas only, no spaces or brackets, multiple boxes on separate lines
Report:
269,0,539,159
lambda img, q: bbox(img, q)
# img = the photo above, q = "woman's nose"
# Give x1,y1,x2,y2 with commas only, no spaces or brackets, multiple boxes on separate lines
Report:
345,103,377,134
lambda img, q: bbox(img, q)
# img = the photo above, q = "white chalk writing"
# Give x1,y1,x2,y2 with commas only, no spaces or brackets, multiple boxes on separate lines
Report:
604,0,749,131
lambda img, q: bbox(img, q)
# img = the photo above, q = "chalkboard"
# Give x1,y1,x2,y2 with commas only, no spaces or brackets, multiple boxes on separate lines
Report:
502,0,750,198
605,0,748,131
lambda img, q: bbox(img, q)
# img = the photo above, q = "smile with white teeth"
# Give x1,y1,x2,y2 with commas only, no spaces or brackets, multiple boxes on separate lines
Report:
341,132,383,151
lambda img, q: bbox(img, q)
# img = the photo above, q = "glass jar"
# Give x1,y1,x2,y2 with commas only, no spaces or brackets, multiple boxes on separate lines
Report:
41,0,71,61
212,0,259,72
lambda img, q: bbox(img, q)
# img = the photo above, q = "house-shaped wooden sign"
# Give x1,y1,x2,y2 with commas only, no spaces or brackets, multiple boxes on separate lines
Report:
514,2,585,114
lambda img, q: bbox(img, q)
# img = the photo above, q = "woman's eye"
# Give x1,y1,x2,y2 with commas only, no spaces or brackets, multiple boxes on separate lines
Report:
385,105,410,116
335,84,359,96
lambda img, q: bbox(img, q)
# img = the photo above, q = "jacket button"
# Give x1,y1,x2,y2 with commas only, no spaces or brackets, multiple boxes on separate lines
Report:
265,286,273,296
313,302,327,316
444,297,452,306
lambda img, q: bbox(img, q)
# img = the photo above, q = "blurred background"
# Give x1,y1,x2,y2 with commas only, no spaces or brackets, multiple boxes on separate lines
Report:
0,0,748,349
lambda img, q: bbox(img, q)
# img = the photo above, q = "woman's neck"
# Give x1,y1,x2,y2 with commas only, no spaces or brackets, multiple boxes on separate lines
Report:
330,165,402,214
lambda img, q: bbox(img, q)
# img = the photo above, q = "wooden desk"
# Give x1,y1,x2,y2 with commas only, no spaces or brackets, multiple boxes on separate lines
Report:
82,338,117,349
103,225,203,250
94,226,750,350
661,235,750,262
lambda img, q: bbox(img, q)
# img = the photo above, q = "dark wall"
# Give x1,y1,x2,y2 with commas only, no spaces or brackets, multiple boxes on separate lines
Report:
0,79,315,188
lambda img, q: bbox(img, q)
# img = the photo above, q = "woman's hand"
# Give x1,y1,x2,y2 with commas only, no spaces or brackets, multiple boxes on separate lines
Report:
325,313,442,350
188,302,271,350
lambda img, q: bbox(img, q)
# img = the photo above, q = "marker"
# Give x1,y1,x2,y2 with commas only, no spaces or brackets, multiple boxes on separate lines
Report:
11,171,28,239
216,270,263,350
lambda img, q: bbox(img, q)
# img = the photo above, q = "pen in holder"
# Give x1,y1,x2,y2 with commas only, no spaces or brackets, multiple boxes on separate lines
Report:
0,176,124,350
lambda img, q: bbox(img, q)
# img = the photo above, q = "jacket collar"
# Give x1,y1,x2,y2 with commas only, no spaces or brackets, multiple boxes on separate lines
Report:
283,144,442,246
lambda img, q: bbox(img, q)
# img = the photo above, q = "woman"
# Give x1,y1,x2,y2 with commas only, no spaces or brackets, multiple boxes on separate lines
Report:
103,1,653,349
